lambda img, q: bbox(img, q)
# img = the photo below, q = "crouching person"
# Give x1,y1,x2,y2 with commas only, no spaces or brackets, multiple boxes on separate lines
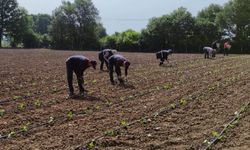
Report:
108,54,130,85
156,49,173,66
203,47,214,59
66,55,97,97
98,49,117,71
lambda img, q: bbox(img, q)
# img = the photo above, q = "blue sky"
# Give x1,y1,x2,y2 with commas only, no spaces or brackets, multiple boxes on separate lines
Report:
17,0,229,35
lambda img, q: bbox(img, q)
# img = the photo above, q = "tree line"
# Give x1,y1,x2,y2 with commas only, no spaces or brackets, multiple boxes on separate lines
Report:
0,0,249,53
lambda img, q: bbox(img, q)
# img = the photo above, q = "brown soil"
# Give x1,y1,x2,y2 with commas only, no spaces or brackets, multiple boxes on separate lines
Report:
0,49,249,150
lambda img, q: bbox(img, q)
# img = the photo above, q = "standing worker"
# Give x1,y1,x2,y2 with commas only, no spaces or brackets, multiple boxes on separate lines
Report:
66,55,97,97
223,41,231,56
108,54,130,85
211,40,219,58
156,49,173,65
98,49,117,71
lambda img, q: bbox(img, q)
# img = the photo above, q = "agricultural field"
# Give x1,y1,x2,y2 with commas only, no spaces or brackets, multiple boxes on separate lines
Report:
0,49,249,150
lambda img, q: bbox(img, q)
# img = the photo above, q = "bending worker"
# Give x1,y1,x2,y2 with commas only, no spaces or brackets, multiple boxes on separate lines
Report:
108,54,130,84
156,49,173,66
66,55,97,97
98,49,117,71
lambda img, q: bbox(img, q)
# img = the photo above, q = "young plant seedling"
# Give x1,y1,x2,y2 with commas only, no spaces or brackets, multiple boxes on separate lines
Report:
34,99,42,107
67,111,74,120
17,103,26,110
120,120,128,129
0,109,5,117
104,129,117,136
170,103,176,109
48,116,54,124
86,140,96,149
180,99,187,106
8,131,16,138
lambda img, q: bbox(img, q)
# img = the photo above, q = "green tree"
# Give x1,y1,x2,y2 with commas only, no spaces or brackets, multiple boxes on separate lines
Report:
197,4,223,23
233,0,250,52
7,8,32,47
32,14,51,34
0,0,19,47
50,0,101,50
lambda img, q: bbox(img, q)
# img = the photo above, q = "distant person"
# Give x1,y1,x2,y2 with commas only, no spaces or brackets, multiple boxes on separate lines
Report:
66,55,97,97
108,54,130,85
211,40,220,57
224,41,231,56
156,49,173,65
203,47,214,59
98,49,117,71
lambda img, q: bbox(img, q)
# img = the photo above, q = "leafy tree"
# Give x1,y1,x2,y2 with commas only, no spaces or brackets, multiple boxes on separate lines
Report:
32,14,51,34
8,7,32,47
0,0,19,47
50,0,101,50
197,4,223,23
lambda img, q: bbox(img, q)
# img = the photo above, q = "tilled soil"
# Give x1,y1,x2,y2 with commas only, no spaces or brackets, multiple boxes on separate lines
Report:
0,49,249,150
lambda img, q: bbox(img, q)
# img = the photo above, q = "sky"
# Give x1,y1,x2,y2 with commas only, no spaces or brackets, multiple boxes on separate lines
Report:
17,0,229,35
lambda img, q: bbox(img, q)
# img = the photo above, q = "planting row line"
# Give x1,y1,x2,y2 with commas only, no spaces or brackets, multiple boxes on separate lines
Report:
2,60,246,143
74,69,250,150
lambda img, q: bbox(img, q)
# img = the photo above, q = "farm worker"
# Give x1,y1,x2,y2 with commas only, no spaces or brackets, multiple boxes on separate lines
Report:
98,49,117,71
108,54,130,85
156,49,173,66
66,55,97,97
211,40,220,58
223,41,231,56
203,47,214,59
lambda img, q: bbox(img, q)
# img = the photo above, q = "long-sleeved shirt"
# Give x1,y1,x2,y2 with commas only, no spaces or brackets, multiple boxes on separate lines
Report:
66,55,91,73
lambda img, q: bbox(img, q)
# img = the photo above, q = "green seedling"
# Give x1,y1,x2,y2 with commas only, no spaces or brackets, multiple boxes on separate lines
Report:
67,111,74,120
0,109,5,117
104,129,116,136
180,99,187,105
94,105,100,110
26,92,31,97
48,116,54,124
211,131,220,139
120,97,125,101
86,141,96,149
8,131,16,138
105,100,112,107
34,99,42,107
170,103,176,109
87,91,93,96
140,117,147,125
13,95,21,100
17,103,26,110
163,83,172,90
92,80,97,84
120,120,128,128
20,124,29,132
128,95,134,99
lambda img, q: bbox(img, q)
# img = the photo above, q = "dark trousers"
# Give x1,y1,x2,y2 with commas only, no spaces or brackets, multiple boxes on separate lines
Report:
109,65,122,83
224,48,229,56
66,63,84,94
100,60,109,70
204,51,209,59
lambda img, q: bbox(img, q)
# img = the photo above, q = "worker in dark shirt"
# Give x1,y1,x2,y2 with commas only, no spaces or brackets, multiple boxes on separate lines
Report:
66,55,97,97
211,40,219,58
108,54,130,84
98,49,117,71
156,49,173,66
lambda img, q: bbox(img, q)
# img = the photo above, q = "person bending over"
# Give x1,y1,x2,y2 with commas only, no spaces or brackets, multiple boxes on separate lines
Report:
66,55,97,97
98,49,117,71
108,54,130,85
156,49,173,66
